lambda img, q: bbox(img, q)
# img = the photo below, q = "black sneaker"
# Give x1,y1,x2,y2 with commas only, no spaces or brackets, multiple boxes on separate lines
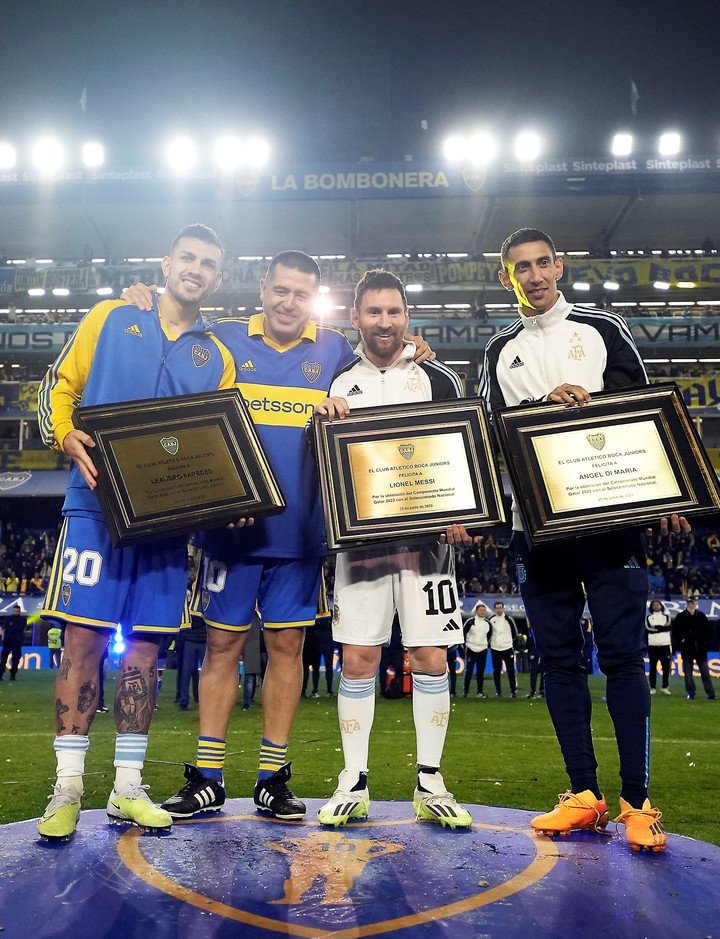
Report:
160,763,225,818
253,763,306,819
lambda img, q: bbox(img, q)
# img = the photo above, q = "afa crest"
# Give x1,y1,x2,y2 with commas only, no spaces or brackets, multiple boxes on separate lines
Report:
568,332,586,361
301,361,322,384
398,443,415,461
161,436,179,456
192,344,211,368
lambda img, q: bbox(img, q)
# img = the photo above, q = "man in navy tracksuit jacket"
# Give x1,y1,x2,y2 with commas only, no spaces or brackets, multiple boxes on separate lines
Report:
479,228,687,852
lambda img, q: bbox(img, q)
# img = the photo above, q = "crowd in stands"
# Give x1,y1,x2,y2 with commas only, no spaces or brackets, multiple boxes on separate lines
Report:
0,525,57,595
2,523,720,601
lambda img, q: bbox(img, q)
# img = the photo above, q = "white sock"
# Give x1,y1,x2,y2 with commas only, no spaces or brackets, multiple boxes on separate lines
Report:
337,674,376,777
412,672,450,768
54,735,89,793
113,733,148,790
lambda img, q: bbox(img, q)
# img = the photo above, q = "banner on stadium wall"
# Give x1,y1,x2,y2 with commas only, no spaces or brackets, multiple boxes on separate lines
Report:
0,449,68,470
2,157,720,200
3,257,720,294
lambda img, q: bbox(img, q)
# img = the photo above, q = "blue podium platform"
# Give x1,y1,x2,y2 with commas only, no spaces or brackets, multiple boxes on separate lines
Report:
0,800,717,938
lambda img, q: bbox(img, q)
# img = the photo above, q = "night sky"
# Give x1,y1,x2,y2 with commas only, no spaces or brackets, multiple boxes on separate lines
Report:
1,0,719,165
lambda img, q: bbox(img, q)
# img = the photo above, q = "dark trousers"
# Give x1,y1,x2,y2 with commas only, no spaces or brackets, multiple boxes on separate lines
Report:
681,653,717,699
303,634,335,694
464,649,488,695
513,530,650,804
0,642,22,679
529,654,544,695
648,646,672,689
491,648,516,694
179,640,204,707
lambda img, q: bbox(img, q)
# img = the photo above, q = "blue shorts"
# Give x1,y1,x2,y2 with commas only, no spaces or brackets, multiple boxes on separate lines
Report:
190,541,322,633
42,516,188,635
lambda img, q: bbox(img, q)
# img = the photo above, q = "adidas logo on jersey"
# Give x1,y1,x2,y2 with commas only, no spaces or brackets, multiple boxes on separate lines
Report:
509,355,524,369
125,324,143,337
442,618,460,632
239,360,256,372
347,384,363,396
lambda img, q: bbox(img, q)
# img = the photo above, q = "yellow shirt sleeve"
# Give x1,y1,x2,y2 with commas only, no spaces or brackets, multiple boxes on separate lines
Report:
208,335,237,389
37,300,121,451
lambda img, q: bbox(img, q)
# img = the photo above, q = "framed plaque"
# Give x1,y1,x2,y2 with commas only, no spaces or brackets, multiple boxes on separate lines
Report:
312,398,506,551
74,388,285,546
494,383,720,544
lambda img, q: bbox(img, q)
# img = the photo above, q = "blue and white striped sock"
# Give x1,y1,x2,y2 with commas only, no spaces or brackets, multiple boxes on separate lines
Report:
54,734,89,792
412,672,450,769
337,674,376,777
113,733,148,790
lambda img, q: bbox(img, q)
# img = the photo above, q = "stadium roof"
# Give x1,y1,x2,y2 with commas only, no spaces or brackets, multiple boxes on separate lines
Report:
1,163,720,259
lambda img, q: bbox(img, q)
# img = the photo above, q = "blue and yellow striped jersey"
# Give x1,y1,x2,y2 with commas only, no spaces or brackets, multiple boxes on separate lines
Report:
38,299,236,516
211,313,355,559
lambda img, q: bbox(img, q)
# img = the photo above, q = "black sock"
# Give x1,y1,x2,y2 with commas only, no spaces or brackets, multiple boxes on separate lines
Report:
351,772,368,792
571,780,603,801
620,787,648,808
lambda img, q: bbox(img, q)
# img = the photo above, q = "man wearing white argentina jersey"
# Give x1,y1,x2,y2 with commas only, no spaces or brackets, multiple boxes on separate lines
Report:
479,228,690,853
314,268,473,829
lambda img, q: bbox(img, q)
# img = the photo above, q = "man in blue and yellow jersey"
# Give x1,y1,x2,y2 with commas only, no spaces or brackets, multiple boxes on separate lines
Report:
122,252,433,821
36,225,236,841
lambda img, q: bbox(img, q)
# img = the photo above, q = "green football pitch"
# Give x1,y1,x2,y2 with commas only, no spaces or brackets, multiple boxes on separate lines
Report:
1,670,717,845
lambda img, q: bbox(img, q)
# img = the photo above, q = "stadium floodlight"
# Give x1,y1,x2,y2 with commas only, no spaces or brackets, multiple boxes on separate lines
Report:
406,284,423,293
31,137,65,175
442,135,467,162
611,133,633,157
0,141,16,170
52,288,70,297
96,287,113,296
653,281,670,290
165,135,197,172
466,130,497,164
658,131,681,155
246,136,271,168
603,281,620,291
28,288,45,297
514,131,541,161
573,282,591,291
213,135,243,172
314,295,332,317
82,142,105,168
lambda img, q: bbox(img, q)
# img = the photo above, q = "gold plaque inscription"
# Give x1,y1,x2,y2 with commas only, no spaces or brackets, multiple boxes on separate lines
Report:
111,424,246,516
347,432,475,521
532,420,681,513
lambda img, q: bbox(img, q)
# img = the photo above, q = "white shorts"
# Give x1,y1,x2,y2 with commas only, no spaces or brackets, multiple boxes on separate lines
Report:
332,543,462,647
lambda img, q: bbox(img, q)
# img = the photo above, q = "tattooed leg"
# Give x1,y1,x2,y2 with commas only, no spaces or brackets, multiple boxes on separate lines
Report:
52,624,109,735
114,635,162,735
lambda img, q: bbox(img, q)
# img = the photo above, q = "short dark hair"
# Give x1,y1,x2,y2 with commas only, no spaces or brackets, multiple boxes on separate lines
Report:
354,268,407,310
500,228,557,269
170,224,224,257
265,251,321,283
12,604,20,611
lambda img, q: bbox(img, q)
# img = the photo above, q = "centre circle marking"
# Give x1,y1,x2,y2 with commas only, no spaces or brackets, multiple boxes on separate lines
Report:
117,813,560,936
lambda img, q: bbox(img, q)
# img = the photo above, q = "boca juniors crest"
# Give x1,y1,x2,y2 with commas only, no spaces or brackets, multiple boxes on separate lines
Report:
192,344,211,368
301,361,322,383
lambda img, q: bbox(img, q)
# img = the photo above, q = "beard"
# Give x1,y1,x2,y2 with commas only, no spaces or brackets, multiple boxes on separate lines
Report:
363,330,405,364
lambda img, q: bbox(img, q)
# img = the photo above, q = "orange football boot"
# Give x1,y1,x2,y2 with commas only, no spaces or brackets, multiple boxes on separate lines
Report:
531,790,610,837
614,798,667,853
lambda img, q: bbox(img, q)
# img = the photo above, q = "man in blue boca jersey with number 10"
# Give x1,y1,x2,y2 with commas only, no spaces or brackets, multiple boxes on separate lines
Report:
122,252,434,820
